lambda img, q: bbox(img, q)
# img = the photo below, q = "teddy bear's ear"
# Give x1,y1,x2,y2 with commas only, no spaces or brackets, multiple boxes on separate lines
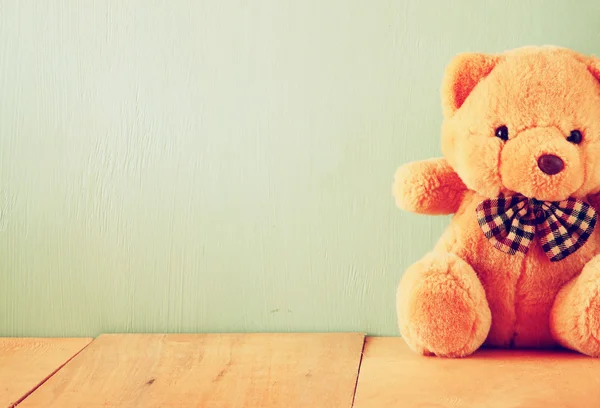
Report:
587,56,600,82
441,53,500,117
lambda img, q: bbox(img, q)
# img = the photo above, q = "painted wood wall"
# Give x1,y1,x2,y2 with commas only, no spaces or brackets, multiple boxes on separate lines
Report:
1,0,599,336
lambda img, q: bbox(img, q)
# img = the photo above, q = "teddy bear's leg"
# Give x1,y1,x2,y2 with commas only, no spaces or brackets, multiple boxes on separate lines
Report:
396,251,491,358
549,255,600,357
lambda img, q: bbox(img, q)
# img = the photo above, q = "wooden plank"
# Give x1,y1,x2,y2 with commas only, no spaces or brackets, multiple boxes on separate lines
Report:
0,338,92,408
21,333,365,408
353,337,600,408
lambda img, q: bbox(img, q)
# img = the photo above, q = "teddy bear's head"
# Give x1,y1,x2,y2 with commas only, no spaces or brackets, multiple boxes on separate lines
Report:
441,46,600,202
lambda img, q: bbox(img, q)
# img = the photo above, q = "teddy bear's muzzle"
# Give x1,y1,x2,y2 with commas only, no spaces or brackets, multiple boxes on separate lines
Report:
498,127,584,201
537,154,564,175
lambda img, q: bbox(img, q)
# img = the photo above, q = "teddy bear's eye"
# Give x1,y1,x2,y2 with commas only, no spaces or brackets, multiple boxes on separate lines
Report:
567,130,583,144
495,125,509,141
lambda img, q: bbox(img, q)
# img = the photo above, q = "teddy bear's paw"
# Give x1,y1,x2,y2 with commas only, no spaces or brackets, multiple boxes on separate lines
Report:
397,252,491,358
568,285,600,357
550,256,600,357
553,289,600,357
588,296,600,353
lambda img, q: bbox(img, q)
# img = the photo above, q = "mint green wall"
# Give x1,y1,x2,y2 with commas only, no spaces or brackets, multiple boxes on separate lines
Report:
1,1,599,337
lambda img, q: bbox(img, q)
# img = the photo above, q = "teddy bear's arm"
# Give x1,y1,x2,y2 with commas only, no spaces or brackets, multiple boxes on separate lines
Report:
392,158,467,215
587,191,600,213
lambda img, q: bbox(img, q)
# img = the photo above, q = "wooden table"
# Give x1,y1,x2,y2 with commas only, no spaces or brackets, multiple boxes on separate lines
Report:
353,337,600,408
0,338,91,408
5,335,600,407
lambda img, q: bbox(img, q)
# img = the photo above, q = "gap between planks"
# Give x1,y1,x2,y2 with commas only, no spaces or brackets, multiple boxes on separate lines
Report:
349,336,367,408
0,337,93,408
11,341,92,408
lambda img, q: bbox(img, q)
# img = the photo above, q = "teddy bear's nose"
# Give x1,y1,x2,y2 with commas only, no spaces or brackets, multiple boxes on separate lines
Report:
537,154,564,175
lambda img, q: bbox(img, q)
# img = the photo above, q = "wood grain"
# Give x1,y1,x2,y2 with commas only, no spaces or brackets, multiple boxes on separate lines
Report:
20,333,365,408
353,337,600,408
0,338,92,408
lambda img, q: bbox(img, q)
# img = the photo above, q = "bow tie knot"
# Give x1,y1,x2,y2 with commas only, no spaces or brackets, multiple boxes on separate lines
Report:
476,194,597,262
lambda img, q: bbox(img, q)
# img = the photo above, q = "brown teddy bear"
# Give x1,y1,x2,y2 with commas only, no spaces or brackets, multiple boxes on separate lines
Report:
393,46,600,358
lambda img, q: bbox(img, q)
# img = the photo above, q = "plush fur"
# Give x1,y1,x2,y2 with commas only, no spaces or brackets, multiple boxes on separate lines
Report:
393,46,600,358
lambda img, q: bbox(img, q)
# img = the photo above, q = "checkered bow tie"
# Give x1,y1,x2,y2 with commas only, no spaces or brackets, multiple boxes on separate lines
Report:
476,194,597,262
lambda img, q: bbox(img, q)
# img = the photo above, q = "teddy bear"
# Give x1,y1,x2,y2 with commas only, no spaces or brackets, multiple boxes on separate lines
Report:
392,46,600,358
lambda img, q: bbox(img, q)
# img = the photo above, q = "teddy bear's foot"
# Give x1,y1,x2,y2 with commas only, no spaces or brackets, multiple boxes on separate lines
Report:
396,252,491,358
550,255,600,357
